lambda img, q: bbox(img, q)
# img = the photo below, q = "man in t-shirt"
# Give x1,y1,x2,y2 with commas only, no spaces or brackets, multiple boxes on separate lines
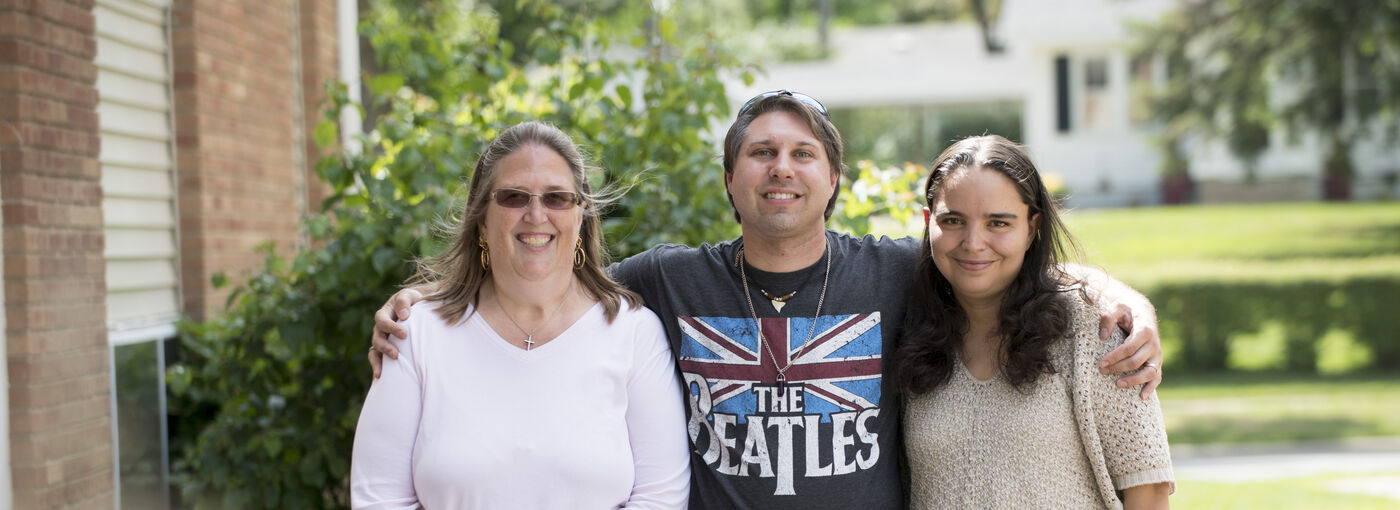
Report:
368,90,1164,509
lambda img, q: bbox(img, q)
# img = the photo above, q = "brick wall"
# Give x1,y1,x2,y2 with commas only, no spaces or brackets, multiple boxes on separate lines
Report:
0,0,342,505
172,0,338,320
299,0,336,213
0,0,115,508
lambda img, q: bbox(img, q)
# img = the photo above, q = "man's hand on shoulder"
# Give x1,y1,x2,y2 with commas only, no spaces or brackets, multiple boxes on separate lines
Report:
1062,263,1164,399
370,287,426,379
1095,299,1163,400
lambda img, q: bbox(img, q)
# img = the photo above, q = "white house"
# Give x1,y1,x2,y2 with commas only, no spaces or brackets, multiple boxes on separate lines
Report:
736,0,1400,207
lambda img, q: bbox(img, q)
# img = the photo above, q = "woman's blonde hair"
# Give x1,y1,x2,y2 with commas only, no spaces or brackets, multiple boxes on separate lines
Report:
411,121,639,324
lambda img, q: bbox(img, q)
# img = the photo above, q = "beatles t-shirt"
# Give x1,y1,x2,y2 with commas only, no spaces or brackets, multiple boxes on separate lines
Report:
611,230,919,509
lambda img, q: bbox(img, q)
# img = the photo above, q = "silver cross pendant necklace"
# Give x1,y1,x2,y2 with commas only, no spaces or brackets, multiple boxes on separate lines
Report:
496,279,574,351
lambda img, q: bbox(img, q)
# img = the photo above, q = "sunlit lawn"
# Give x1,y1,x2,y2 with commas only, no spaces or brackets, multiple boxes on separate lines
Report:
1063,201,1400,287
1163,373,1400,507
1173,471,1400,510
1157,372,1400,445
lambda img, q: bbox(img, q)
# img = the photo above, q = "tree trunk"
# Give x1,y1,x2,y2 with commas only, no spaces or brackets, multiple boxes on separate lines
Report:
818,0,831,56
1322,136,1353,201
970,0,1002,53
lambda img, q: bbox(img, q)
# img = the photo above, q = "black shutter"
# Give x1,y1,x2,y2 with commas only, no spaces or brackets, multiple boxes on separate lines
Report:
1055,55,1071,133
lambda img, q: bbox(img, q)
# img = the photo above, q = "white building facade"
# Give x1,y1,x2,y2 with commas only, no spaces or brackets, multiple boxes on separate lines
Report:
741,0,1400,207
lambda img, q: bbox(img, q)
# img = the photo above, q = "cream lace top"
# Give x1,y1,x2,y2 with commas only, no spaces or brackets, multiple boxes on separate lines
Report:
904,294,1175,509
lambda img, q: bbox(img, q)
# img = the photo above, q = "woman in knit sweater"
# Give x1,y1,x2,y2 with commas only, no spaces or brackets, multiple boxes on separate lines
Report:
892,135,1174,509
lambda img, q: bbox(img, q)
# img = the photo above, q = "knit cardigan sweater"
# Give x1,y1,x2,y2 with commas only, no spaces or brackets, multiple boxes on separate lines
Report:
904,293,1175,509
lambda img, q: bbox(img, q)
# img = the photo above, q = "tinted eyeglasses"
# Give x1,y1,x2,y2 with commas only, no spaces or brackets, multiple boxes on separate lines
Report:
490,188,582,210
737,89,830,120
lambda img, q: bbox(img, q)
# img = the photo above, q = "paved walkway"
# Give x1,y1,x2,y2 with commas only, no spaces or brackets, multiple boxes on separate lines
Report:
1171,437,1400,500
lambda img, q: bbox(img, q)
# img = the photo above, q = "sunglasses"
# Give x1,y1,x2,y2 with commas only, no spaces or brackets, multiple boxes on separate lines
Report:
737,89,830,120
490,188,582,210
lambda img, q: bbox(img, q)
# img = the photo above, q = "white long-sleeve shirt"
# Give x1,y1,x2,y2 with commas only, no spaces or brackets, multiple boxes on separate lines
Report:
351,300,690,509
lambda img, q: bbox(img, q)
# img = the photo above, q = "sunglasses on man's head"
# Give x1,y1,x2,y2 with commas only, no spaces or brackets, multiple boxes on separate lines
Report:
490,188,582,210
737,89,830,120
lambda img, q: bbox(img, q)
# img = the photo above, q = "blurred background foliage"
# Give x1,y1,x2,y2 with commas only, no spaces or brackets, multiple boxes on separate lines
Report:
1139,0,1400,196
744,0,999,25
642,0,1002,62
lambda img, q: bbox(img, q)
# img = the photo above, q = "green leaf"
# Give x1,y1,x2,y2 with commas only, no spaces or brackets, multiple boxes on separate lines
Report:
298,451,321,485
369,73,406,96
262,435,282,457
166,364,191,395
658,17,677,41
466,73,491,96
312,121,338,148
371,247,399,274
277,322,314,351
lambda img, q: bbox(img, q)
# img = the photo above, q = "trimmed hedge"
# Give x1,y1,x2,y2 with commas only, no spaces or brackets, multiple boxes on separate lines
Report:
1152,277,1399,373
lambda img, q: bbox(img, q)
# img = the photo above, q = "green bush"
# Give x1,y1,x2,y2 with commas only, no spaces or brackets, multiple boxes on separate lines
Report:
165,1,753,508
1066,203,1399,375
1152,278,1400,373
831,160,926,235
932,105,1022,147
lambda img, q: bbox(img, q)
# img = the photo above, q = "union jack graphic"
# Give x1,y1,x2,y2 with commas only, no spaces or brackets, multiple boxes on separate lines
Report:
677,313,883,423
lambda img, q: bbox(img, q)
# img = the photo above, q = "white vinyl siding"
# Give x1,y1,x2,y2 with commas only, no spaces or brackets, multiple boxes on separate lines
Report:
97,0,180,336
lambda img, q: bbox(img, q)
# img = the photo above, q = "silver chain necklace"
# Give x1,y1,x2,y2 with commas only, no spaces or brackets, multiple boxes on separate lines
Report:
496,278,574,351
737,242,831,393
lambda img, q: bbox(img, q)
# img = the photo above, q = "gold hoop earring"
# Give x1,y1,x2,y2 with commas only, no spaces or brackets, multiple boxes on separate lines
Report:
573,237,586,270
478,235,491,270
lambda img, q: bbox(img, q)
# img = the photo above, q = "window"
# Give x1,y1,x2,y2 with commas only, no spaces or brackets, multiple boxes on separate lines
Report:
112,337,173,510
1082,56,1111,130
97,0,178,508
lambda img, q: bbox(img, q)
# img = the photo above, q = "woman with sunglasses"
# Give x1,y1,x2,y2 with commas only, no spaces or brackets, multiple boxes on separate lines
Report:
350,121,689,509
893,135,1174,509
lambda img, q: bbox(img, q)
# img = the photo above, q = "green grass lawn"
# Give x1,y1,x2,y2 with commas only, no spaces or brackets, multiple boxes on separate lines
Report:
1062,202,1400,287
1158,372,1400,445
1163,373,1400,507
1174,471,1400,510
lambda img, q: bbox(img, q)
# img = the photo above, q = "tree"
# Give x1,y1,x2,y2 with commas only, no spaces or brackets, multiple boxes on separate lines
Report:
1142,0,1400,199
